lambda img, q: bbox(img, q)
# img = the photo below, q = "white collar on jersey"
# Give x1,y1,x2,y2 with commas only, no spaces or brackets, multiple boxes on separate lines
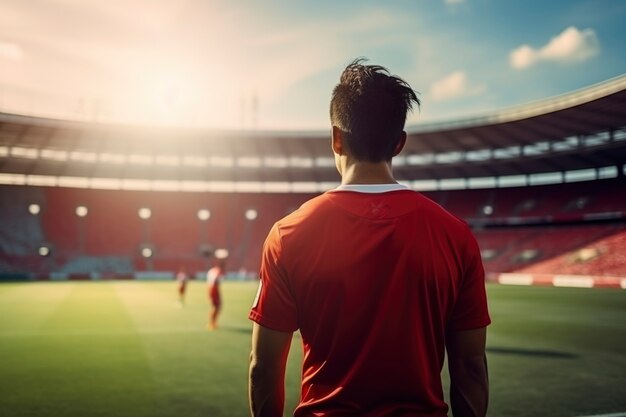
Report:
330,183,410,194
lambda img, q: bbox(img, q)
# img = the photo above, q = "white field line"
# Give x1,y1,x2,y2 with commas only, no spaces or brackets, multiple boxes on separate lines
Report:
575,412,626,417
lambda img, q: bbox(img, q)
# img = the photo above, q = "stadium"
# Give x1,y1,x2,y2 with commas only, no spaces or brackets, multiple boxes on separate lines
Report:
1,2,626,417
1,73,625,417
1,74,625,284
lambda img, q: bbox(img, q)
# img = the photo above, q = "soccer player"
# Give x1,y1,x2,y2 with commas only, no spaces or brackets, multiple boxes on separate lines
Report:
207,259,225,330
175,266,190,307
248,59,490,417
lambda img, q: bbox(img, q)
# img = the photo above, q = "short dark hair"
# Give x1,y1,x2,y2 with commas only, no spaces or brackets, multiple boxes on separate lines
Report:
330,58,420,162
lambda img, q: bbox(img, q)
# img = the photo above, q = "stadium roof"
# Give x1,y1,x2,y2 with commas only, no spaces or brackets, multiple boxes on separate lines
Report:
0,74,625,188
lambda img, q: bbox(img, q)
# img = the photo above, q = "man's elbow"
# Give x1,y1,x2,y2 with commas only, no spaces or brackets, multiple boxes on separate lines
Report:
249,352,285,417
249,352,278,383
249,351,263,380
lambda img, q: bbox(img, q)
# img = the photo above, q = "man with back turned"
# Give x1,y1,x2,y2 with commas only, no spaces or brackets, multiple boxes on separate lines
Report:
248,58,490,417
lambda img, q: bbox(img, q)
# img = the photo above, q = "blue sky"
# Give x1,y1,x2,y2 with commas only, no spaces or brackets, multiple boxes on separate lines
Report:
0,0,625,130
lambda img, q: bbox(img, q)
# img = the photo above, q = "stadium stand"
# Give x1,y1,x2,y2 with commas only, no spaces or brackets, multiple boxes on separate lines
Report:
475,224,623,275
514,225,626,276
59,256,134,275
1,74,625,282
0,186,46,257
0,186,312,277
0,181,624,278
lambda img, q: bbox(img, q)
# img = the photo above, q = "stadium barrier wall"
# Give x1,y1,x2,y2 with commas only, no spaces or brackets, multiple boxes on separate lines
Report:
0,272,32,282
487,272,626,289
3,270,624,289
134,271,175,281
11,270,256,281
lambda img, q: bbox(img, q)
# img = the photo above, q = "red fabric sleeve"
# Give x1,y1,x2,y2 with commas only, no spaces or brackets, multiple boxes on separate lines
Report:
448,232,491,331
249,224,299,332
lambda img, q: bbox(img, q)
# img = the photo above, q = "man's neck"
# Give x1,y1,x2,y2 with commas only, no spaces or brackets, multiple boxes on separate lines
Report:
340,161,397,185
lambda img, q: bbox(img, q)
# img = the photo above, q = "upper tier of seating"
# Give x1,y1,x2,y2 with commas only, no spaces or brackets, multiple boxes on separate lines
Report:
427,178,626,222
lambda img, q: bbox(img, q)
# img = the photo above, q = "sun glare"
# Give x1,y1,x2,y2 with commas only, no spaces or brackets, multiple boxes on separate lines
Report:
134,68,193,125
119,60,246,128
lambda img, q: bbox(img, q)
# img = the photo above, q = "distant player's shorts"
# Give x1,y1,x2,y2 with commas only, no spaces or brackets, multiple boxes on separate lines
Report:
209,288,221,308
178,282,187,295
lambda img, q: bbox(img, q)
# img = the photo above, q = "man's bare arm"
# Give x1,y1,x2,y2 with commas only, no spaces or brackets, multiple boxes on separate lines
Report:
249,323,293,417
446,326,489,417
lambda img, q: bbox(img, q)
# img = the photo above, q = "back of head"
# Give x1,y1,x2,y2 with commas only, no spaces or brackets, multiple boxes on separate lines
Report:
330,58,420,162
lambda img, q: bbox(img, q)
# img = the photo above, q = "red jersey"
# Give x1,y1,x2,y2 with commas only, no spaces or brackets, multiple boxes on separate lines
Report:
176,271,189,294
249,185,490,416
207,266,223,306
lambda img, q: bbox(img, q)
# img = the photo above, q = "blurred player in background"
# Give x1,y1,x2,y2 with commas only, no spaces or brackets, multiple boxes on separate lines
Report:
207,258,226,330
175,266,190,307
248,59,490,417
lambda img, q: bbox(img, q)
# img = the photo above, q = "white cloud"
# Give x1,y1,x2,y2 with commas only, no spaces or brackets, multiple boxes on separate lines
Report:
429,71,485,101
0,41,23,61
510,26,600,70
445,0,465,4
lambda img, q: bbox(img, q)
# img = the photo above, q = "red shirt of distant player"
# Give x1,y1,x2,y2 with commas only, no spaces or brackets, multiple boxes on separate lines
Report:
207,266,224,307
176,270,189,295
249,185,491,417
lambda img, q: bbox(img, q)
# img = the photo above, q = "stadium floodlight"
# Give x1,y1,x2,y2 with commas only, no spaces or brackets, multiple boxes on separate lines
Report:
264,157,288,168
210,156,234,167
141,247,153,258
138,208,152,220
38,246,50,257
197,209,211,221
393,156,407,166
214,248,229,259
182,156,208,167
235,182,263,192
314,157,334,167
128,154,153,165
11,146,38,159
155,155,180,166
40,149,68,161
69,151,97,162
28,203,41,215
291,182,318,193
237,157,262,168
289,157,313,168
99,153,126,164
75,205,88,217
245,209,258,221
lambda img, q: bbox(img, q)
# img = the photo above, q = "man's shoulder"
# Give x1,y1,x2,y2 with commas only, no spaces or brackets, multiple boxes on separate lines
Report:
268,193,336,243
415,192,469,225
277,193,332,224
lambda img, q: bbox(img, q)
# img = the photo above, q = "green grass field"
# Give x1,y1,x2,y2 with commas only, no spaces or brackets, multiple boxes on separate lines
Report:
1,281,625,417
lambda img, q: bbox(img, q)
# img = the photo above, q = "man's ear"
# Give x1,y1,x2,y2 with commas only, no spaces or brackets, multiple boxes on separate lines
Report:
392,131,407,157
331,126,344,155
